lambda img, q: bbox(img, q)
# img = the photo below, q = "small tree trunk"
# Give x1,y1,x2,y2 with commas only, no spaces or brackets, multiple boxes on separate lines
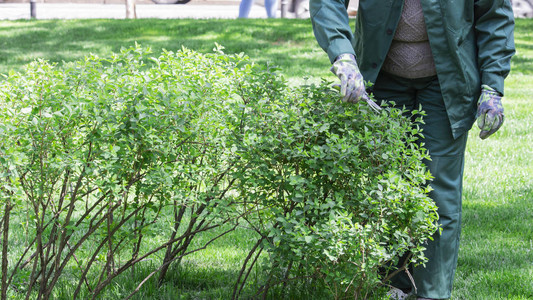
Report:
125,0,136,19
1,200,12,300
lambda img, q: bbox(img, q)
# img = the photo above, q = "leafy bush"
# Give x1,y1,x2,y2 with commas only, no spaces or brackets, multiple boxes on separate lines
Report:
231,80,439,298
0,44,253,299
0,45,437,299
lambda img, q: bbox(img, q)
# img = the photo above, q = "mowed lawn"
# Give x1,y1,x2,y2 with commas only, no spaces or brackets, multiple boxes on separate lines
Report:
0,17,531,299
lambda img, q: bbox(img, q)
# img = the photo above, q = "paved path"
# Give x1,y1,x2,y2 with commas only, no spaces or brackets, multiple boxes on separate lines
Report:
0,2,289,19
1,1,530,21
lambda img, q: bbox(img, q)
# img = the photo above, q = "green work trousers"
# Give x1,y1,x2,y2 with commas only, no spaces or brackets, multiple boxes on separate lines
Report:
372,71,468,299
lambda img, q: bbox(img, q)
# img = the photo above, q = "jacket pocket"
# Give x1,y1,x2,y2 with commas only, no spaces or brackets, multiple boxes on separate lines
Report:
358,0,394,26
456,32,480,100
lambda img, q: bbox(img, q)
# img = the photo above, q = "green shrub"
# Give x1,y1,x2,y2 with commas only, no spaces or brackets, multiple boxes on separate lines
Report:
232,80,439,298
0,44,253,299
0,45,437,300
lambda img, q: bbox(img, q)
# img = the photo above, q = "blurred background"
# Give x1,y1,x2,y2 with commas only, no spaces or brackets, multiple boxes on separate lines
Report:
0,0,530,20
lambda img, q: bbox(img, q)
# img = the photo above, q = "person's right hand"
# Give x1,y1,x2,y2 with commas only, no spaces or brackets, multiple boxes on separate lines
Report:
330,53,367,103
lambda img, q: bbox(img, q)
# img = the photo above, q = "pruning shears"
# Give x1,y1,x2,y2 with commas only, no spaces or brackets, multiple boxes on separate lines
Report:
362,93,381,112
332,85,382,112
361,93,382,112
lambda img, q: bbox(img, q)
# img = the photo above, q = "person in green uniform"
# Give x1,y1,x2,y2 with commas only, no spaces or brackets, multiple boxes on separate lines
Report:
309,0,515,299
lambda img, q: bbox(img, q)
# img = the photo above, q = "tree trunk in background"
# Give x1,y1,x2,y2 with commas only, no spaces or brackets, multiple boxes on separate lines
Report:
30,0,37,18
126,0,136,19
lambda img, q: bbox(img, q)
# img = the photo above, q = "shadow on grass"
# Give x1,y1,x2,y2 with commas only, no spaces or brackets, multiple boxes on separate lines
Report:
3,18,532,80
0,18,330,79
117,259,332,300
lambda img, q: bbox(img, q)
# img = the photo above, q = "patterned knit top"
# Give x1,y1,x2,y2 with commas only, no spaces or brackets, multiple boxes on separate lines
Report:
381,0,437,78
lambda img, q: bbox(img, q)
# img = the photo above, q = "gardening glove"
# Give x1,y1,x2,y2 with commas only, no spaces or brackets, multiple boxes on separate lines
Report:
330,53,368,103
476,85,505,140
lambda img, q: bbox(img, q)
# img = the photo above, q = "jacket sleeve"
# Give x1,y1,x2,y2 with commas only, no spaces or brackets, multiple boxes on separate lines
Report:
474,0,515,95
309,0,355,63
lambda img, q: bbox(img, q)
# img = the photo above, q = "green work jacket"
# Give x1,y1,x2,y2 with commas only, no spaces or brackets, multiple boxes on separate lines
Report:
310,0,515,139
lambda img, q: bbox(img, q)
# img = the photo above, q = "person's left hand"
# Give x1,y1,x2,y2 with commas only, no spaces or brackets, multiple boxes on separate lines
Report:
476,85,504,140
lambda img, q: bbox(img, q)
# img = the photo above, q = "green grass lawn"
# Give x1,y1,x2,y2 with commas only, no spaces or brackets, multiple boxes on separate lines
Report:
0,18,331,86
1,17,532,299
455,18,533,300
